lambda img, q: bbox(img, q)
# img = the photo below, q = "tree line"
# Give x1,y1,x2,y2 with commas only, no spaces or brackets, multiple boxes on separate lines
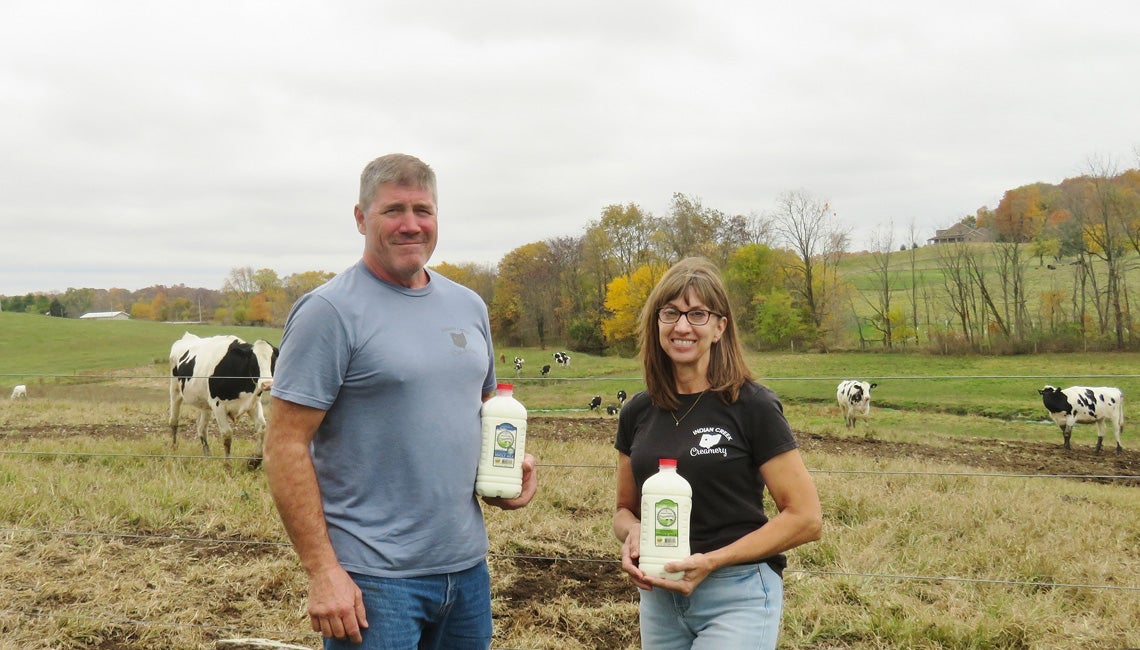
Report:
5,161,1138,354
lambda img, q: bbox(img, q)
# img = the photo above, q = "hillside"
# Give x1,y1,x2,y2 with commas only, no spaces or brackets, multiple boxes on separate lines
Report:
0,311,281,382
834,243,1140,347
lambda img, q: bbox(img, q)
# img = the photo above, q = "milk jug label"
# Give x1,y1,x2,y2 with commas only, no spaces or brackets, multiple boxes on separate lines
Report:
492,423,517,468
654,499,679,547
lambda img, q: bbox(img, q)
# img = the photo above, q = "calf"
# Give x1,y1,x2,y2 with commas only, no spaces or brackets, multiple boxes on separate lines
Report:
837,380,877,429
169,332,279,464
10,385,27,399
1038,385,1124,454
541,364,551,377
589,395,602,411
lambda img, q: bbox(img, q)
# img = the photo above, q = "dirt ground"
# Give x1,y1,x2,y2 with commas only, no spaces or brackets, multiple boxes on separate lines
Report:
4,413,1136,649
491,417,1139,649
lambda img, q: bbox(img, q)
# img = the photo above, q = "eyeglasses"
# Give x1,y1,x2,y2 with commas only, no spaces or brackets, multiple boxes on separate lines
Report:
657,307,722,326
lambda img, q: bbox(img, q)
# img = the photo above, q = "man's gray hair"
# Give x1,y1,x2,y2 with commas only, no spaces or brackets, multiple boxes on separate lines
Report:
359,153,437,209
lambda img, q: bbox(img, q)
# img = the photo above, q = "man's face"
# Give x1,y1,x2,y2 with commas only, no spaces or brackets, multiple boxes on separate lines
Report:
354,182,438,287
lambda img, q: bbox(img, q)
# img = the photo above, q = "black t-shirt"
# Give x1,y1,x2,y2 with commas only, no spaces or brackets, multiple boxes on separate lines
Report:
614,381,798,573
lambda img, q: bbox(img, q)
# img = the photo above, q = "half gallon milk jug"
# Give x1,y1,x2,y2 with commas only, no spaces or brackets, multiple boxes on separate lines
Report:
639,458,692,580
475,383,527,499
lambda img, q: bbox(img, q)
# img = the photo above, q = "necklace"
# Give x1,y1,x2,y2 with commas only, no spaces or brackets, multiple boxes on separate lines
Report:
671,390,707,427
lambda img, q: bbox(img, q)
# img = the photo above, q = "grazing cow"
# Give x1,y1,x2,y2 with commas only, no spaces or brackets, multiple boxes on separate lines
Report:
837,380,877,429
541,364,551,377
169,332,279,465
1038,385,1124,454
589,395,602,411
606,404,619,415
554,351,571,367
617,389,627,405
10,385,27,399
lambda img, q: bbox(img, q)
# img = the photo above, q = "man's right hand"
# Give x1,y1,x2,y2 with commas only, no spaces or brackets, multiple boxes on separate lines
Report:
308,565,369,643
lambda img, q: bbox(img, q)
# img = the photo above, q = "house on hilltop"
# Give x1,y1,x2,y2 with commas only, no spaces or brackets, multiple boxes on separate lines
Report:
79,311,130,320
927,223,994,245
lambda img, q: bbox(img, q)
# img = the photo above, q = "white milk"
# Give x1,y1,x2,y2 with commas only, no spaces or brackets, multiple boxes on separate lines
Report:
638,458,692,580
475,383,527,499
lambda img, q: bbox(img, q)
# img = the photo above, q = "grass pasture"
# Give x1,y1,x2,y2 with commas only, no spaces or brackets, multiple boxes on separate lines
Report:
1,316,1140,648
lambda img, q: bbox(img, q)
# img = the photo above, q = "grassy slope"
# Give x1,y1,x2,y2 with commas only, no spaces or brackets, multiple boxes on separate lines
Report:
0,311,282,382
836,243,1140,328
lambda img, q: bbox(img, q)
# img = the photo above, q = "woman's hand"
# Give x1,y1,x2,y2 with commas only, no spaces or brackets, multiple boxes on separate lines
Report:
640,552,715,596
620,523,655,590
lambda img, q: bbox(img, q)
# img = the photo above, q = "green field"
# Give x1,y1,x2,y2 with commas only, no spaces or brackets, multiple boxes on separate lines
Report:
5,309,1139,448
1,311,1139,648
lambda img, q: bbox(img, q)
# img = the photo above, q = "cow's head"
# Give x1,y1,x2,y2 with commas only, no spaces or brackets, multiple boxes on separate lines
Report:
1038,385,1058,396
251,340,280,394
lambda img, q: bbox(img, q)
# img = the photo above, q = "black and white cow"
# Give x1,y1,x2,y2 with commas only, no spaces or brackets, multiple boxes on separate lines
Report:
617,389,628,406
541,364,551,377
169,332,279,464
837,380,877,429
554,351,571,367
589,394,602,411
1038,385,1124,454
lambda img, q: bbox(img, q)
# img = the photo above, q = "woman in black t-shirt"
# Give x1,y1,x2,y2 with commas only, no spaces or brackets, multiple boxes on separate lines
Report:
613,257,822,650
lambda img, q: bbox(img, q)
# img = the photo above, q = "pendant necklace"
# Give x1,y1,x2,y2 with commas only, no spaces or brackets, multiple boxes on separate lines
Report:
671,390,707,427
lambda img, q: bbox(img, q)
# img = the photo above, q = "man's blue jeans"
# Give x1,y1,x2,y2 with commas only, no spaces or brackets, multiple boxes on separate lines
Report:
326,561,492,650
639,561,784,650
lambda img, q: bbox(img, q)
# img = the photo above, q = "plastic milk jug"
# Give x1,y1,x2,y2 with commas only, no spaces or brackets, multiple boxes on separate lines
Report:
639,458,692,580
475,383,527,499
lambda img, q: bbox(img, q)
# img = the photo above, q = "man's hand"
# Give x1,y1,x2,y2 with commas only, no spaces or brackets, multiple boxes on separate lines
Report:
482,453,538,510
308,564,368,643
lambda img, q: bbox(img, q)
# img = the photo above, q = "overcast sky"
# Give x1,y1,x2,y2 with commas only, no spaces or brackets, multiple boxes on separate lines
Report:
2,1,1137,297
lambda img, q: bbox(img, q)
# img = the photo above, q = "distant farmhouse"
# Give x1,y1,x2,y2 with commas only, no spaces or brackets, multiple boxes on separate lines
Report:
927,223,994,245
79,311,130,320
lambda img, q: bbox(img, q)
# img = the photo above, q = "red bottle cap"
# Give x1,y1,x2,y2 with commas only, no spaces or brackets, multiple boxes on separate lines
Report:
659,458,677,468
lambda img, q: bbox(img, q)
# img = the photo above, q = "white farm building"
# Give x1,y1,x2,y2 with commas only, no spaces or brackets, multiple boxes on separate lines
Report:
79,311,130,320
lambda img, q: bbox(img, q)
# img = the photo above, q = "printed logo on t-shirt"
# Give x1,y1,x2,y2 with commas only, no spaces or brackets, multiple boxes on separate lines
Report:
443,327,481,357
689,427,731,458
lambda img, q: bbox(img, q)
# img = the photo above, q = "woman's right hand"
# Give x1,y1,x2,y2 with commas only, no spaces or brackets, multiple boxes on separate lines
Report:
620,523,654,590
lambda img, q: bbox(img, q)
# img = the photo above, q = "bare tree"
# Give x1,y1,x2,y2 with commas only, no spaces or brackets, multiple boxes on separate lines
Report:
769,190,850,344
906,220,922,345
1071,156,1130,347
863,224,898,348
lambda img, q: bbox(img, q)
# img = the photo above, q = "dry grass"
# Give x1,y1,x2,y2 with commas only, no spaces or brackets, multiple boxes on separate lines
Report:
1,388,1139,649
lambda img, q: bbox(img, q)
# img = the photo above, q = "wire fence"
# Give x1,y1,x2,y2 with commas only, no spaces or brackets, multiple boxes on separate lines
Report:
2,370,1138,647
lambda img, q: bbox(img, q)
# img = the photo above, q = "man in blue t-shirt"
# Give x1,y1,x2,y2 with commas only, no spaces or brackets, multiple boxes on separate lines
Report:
264,153,537,649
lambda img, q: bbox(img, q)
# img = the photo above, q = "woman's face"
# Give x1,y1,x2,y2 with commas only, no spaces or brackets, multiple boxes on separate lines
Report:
657,288,727,370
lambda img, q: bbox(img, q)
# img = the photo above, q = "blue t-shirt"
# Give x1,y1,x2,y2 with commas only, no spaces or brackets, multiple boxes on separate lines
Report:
272,261,497,578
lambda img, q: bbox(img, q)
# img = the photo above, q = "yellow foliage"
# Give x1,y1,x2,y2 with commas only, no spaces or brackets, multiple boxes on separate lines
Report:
602,264,667,346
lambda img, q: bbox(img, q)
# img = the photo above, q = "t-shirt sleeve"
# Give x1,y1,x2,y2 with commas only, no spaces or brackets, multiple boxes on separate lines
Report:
271,294,350,411
614,391,649,455
744,384,799,466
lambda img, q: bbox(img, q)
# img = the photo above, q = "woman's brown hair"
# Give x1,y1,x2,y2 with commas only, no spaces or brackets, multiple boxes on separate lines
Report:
637,257,753,411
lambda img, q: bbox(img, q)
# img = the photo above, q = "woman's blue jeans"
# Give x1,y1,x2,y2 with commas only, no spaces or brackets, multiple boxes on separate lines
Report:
326,561,492,650
639,561,784,650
